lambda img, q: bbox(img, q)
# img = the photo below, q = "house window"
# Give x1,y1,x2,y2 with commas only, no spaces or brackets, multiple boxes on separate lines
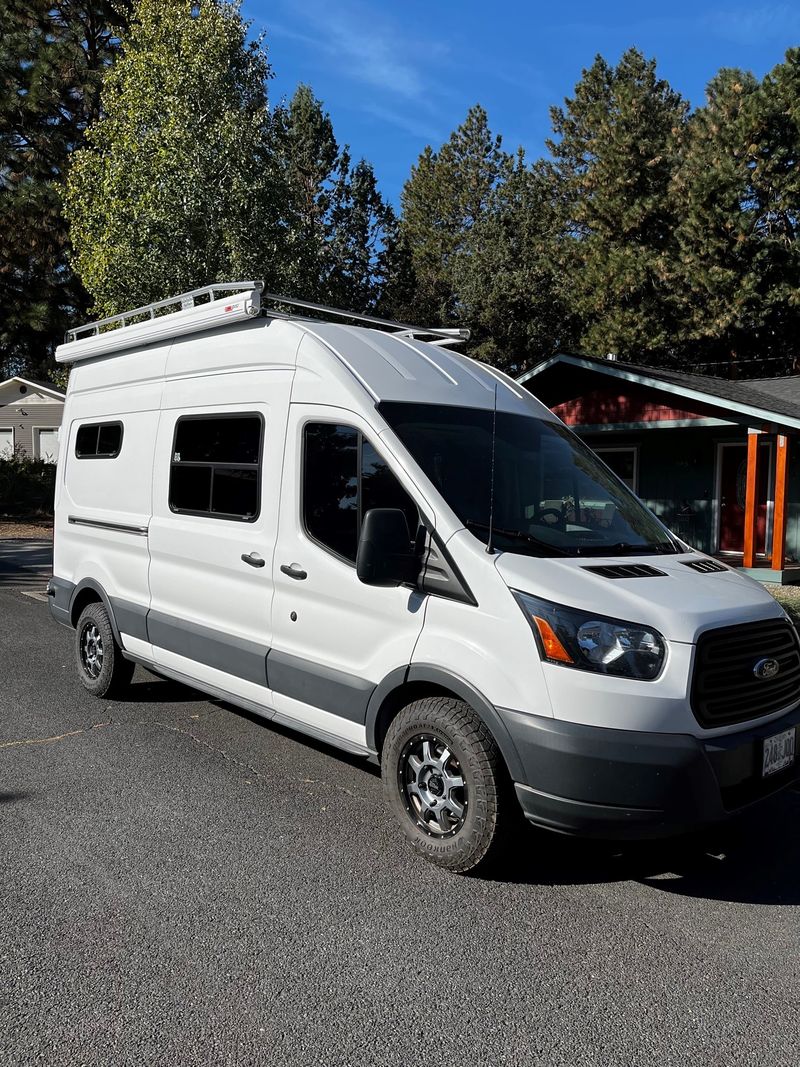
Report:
595,446,639,493
169,413,263,521
303,423,418,563
75,421,123,459
35,428,60,463
0,427,13,459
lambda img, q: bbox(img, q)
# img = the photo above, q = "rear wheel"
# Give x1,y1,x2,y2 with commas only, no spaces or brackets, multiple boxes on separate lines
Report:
382,696,509,873
75,602,134,698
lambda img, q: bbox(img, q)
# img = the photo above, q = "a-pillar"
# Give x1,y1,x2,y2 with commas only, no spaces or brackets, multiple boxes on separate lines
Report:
771,433,791,572
743,428,762,568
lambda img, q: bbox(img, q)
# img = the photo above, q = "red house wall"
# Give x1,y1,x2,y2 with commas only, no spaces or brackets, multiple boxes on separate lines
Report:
553,387,706,426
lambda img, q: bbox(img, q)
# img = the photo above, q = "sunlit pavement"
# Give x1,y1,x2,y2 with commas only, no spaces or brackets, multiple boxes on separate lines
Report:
1,583,799,1066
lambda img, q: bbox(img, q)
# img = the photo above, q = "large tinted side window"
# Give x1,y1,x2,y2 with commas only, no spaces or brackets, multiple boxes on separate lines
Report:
303,424,418,563
169,414,262,521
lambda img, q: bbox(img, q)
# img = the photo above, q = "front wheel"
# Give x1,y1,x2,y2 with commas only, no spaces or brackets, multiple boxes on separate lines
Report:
75,602,134,698
382,696,509,873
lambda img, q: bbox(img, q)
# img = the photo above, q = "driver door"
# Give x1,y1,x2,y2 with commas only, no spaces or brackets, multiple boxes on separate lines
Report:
268,406,426,749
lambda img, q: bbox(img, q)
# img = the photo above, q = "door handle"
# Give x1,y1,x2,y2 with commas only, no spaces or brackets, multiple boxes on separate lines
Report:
241,552,266,568
280,562,307,580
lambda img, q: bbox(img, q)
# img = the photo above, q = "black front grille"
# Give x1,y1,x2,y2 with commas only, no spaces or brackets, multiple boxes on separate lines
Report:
692,619,800,728
582,564,667,579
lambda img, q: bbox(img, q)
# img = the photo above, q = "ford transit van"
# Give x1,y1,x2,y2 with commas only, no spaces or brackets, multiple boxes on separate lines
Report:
48,282,800,872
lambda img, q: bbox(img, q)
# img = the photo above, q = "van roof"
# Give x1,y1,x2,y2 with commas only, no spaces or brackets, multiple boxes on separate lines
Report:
56,282,551,418
298,319,534,413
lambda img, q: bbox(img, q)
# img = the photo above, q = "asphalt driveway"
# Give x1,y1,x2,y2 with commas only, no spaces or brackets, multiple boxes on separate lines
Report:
0,538,52,589
1,579,799,1066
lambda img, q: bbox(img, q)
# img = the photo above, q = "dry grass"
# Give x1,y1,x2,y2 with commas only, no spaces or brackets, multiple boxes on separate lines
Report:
769,584,800,626
0,521,53,540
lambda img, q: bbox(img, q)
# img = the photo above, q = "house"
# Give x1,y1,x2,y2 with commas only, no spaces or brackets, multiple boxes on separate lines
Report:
0,376,66,463
518,353,800,584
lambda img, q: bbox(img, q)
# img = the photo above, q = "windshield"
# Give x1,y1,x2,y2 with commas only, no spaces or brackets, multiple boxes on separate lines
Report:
379,402,679,557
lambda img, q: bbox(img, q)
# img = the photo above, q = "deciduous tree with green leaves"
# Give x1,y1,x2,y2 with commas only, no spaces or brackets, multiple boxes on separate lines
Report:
64,0,281,315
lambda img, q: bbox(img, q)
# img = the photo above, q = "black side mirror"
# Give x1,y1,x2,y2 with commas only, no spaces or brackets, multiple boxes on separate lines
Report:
356,509,418,586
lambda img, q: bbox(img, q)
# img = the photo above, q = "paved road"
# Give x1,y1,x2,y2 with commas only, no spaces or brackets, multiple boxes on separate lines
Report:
2,580,800,1066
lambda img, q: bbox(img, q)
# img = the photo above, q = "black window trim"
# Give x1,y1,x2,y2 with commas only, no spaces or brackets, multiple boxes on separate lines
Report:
74,420,124,460
300,417,421,568
169,411,265,524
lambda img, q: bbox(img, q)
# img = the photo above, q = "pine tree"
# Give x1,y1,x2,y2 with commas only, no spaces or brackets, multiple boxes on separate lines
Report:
672,56,800,375
393,105,508,325
0,1,129,378
270,83,338,300
459,152,575,373
271,84,395,310
547,49,688,363
64,0,280,315
325,155,397,311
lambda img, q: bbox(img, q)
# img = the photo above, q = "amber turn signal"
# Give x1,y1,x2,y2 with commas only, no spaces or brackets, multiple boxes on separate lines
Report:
532,616,574,664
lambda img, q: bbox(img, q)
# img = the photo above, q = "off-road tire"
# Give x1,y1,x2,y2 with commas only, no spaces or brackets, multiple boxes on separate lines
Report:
75,601,134,698
382,696,509,873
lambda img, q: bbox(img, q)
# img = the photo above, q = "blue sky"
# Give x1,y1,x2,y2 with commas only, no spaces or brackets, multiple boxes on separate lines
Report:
243,0,800,203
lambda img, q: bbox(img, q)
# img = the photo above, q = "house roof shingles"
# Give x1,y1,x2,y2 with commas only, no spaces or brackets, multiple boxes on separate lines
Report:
519,353,800,432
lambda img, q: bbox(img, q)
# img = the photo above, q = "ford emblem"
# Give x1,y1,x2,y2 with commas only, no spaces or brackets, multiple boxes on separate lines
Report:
753,657,780,680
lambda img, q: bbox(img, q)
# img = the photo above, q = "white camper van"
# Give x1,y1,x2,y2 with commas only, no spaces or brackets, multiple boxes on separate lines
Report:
48,282,800,872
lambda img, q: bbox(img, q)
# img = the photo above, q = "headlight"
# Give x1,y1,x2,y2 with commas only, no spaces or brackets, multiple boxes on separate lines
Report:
512,590,666,681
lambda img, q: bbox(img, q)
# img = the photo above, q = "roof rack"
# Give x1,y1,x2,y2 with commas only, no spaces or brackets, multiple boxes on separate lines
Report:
65,281,264,343
56,281,470,364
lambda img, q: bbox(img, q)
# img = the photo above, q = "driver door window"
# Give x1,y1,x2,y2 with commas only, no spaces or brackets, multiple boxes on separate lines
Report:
303,423,418,563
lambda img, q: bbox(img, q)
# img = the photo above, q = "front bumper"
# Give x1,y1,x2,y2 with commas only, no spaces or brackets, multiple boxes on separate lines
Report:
501,704,800,839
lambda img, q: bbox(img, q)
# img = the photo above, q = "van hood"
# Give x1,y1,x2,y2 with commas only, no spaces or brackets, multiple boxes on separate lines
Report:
493,551,786,644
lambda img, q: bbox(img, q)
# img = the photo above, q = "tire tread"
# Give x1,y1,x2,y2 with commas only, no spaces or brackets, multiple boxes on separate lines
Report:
382,695,511,874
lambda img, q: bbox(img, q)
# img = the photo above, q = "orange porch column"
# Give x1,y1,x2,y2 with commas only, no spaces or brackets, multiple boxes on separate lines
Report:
743,429,762,568
771,434,790,571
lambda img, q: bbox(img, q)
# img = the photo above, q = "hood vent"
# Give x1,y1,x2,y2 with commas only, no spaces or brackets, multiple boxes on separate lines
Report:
582,564,667,579
681,559,727,574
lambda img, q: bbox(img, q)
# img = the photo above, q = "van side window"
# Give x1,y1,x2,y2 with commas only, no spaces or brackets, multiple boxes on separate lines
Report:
169,414,263,522
75,421,123,459
303,423,418,562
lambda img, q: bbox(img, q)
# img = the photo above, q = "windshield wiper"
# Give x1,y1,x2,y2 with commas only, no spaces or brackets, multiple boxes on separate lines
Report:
464,519,568,557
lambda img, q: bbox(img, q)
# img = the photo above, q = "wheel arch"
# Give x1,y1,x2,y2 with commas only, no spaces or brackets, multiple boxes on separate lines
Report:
366,664,524,781
69,579,122,645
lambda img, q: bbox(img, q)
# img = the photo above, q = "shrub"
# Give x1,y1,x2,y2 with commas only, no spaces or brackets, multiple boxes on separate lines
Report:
0,448,57,517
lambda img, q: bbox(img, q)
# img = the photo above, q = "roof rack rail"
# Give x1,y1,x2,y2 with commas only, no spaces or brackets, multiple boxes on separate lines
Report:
259,292,470,346
56,280,470,365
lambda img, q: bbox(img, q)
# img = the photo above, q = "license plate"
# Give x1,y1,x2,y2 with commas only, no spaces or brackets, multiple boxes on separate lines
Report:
762,728,796,778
